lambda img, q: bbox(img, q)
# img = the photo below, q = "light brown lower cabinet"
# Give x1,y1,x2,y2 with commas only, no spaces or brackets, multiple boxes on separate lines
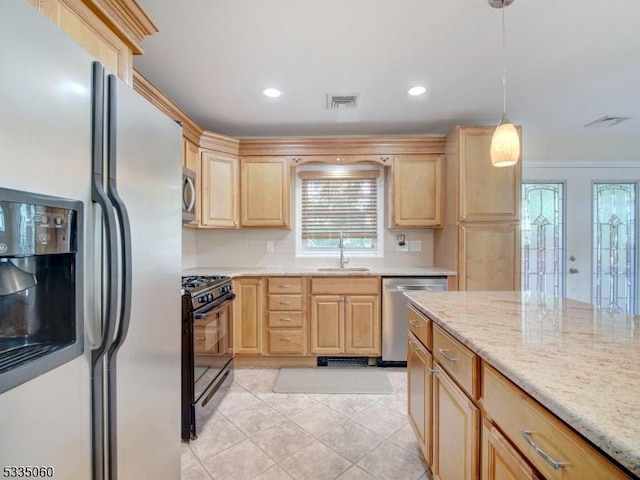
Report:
266,277,306,355
482,364,628,480
310,294,380,355
232,278,263,354
407,332,433,467
432,363,480,480
482,421,541,480
309,276,381,356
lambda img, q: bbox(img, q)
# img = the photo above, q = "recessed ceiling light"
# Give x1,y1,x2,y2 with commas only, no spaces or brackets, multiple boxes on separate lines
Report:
263,88,282,98
408,86,428,96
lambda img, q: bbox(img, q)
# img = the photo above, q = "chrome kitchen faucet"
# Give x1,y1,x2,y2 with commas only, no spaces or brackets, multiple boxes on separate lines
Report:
339,231,350,269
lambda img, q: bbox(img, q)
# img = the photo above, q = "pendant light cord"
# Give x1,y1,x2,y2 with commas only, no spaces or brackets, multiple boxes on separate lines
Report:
501,0,507,122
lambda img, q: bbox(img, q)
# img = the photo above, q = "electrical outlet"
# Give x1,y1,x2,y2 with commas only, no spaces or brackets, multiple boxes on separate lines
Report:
266,241,274,252
409,240,422,252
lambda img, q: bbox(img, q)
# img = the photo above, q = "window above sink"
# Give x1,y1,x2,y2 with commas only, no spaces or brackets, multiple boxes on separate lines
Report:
295,164,384,259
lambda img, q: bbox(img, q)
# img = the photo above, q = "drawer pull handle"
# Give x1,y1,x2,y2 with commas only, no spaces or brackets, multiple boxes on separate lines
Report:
279,301,291,305
409,340,420,351
279,317,291,321
428,368,436,375
280,337,292,341
520,430,567,470
195,336,206,341
438,348,458,363
279,284,291,288
409,319,422,328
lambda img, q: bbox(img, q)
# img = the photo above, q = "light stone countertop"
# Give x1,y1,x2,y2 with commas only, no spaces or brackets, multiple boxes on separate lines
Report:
404,290,640,478
182,266,456,277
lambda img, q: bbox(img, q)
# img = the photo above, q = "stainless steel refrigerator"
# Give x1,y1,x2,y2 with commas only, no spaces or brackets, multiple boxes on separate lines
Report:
0,1,182,479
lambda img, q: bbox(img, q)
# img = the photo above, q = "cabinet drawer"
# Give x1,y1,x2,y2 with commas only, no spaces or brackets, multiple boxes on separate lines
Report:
268,294,303,311
433,324,478,399
407,305,431,350
268,277,303,294
482,364,627,480
311,277,380,295
268,329,305,354
268,311,303,328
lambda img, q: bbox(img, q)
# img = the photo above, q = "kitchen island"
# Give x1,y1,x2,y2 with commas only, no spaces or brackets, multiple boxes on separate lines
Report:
405,290,639,478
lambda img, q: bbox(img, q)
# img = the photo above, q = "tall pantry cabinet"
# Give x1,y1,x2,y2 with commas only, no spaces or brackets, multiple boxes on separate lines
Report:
434,126,521,291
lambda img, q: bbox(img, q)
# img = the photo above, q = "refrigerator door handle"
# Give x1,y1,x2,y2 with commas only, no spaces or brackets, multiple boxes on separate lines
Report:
105,73,134,480
90,61,120,480
106,73,133,354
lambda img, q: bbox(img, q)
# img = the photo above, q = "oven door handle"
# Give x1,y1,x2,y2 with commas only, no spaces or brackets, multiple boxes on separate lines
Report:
194,293,236,319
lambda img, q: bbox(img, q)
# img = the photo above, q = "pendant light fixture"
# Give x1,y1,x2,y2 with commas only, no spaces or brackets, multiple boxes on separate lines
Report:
490,0,520,167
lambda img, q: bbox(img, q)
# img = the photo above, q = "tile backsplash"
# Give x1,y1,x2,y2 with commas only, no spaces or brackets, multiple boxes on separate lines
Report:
183,227,434,269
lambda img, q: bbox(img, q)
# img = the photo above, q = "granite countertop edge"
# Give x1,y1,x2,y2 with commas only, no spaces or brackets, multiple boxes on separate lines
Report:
182,266,457,277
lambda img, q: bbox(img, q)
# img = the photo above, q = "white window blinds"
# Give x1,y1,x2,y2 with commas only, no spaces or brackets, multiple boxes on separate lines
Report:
299,170,379,244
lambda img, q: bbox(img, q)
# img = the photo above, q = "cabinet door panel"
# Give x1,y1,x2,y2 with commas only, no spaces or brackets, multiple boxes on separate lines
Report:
233,278,263,354
310,296,343,354
458,127,521,221
482,421,541,480
391,155,443,228
202,150,239,228
344,295,380,355
408,332,433,467
240,157,289,227
433,364,479,480
459,223,520,291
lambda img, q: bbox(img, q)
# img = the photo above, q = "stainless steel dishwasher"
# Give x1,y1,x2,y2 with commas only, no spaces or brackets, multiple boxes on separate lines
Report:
381,277,447,365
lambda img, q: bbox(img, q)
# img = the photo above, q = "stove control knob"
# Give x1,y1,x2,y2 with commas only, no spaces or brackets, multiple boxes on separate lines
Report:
198,295,205,304
207,293,214,302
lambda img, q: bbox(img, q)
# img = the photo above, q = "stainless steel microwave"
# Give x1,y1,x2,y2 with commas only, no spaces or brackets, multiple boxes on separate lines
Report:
182,167,196,223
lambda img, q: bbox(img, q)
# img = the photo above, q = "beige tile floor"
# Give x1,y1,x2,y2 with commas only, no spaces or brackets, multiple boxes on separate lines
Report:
181,367,432,480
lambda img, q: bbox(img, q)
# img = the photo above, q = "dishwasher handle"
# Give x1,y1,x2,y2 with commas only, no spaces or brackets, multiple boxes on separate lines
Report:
384,284,446,292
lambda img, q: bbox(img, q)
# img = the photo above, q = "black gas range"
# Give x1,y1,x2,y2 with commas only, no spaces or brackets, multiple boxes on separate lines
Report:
182,275,234,311
181,275,235,440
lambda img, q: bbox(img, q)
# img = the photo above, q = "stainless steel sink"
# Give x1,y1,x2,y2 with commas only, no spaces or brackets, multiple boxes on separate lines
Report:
317,267,370,272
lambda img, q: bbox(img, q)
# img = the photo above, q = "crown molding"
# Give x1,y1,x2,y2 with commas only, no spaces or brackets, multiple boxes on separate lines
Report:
238,136,445,157
133,69,203,143
82,0,157,54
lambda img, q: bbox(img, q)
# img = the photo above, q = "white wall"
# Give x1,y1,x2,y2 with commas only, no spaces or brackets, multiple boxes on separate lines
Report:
523,132,639,163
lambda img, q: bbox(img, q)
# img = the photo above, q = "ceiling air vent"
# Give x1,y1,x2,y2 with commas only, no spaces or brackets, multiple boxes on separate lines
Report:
584,116,630,128
327,93,359,110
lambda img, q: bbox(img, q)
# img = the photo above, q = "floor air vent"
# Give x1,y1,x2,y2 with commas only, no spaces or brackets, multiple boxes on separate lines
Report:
317,357,373,368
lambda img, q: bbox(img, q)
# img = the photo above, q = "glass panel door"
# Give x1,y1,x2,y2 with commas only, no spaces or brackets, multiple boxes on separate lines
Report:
521,182,565,297
593,182,637,313
523,165,640,314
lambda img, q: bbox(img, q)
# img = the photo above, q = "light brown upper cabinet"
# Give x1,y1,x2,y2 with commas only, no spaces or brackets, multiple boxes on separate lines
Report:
454,126,521,222
201,149,239,228
389,155,443,228
240,157,290,228
434,126,522,291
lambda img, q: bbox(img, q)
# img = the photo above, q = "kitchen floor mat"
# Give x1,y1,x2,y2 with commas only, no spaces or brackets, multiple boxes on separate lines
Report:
273,367,393,394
